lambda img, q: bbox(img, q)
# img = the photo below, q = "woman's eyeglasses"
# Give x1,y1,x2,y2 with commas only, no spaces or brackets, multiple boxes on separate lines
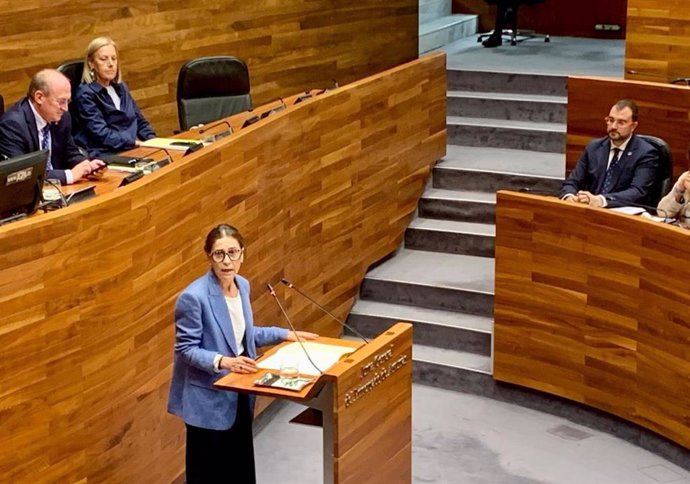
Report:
210,248,243,262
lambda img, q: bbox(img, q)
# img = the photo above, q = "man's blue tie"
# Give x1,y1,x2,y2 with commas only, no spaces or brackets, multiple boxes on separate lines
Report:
601,148,621,195
40,125,53,170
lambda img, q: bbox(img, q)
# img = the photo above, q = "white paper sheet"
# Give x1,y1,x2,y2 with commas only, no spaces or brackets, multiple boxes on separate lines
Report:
609,206,646,215
258,341,356,376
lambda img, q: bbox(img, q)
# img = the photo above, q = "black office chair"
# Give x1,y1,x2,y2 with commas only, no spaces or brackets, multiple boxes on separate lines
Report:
57,60,85,135
478,0,550,46
0,94,4,116
176,56,252,131
638,134,673,206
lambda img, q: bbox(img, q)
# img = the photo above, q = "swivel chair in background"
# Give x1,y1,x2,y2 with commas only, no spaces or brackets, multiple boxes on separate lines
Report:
176,56,252,131
478,0,550,47
0,94,4,116
57,60,85,135
638,134,674,207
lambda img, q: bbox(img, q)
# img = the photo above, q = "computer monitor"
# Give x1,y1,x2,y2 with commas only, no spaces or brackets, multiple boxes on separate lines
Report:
0,150,48,220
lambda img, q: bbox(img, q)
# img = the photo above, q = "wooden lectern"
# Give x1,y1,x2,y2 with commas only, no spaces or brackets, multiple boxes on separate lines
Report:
214,322,413,484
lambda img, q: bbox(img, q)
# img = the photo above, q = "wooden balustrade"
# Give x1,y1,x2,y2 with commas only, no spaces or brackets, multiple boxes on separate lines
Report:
0,53,447,483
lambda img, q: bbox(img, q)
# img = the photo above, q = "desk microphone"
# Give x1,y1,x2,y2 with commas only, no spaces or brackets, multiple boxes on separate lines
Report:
259,98,287,119
183,142,204,157
198,119,234,136
266,283,323,374
293,91,313,104
144,147,174,162
40,178,68,210
280,278,369,343
316,79,339,95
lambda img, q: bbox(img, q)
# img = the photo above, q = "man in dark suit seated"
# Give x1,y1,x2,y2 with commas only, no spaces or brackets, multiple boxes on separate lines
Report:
559,99,659,209
0,69,105,184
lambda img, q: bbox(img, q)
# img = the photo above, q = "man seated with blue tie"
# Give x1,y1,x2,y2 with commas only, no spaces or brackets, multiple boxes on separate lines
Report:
559,99,659,208
0,69,105,184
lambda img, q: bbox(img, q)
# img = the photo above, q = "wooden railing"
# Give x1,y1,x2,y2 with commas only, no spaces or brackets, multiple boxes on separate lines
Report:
0,53,447,483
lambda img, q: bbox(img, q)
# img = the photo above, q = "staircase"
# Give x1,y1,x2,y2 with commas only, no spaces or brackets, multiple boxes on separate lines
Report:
419,0,478,54
346,67,567,395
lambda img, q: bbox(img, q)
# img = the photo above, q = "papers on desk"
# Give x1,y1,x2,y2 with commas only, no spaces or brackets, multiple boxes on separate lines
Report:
140,138,200,151
257,341,355,376
254,372,314,392
609,206,646,215
609,206,676,224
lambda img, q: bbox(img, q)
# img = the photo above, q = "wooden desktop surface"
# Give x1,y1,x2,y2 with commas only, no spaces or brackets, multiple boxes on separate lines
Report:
214,336,363,402
0,53,446,483
494,190,690,450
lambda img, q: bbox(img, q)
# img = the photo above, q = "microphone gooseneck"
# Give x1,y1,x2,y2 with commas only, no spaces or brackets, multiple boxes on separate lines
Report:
42,178,68,210
266,284,323,375
198,119,234,135
280,278,369,343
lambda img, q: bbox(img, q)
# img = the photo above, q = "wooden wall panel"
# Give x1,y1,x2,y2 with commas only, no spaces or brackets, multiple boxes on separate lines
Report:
0,53,447,483
0,0,418,136
626,0,690,82
567,76,690,179
494,191,690,450
453,0,626,38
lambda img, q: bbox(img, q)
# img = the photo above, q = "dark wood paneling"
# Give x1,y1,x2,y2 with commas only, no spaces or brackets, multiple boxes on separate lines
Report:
453,0,626,38
494,191,690,450
567,76,690,179
0,53,446,483
0,1,418,135
626,0,690,82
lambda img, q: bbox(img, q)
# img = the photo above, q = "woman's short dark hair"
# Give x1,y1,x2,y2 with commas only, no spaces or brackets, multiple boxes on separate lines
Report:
204,224,245,254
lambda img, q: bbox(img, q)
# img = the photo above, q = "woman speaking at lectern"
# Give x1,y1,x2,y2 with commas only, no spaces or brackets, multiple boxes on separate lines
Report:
167,224,317,484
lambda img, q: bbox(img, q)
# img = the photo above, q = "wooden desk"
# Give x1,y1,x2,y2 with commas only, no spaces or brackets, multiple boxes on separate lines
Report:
0,53,446,483
51,93,319,203
494,191,690,449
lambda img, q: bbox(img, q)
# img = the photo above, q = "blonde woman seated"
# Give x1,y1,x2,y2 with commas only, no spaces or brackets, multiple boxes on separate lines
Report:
657,171,690,223
74,37,155,156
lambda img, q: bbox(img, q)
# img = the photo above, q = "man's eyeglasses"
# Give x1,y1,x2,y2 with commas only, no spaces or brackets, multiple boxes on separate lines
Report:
210,248,243,263
49,95,70,108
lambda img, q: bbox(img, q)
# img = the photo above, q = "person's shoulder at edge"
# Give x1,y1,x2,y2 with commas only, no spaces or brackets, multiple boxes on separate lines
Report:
75,81,102,99
630,134,657,154
584,136,609,151
179,271,211,299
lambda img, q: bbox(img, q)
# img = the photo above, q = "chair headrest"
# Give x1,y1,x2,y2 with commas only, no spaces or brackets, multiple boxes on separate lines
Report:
177,56,250,100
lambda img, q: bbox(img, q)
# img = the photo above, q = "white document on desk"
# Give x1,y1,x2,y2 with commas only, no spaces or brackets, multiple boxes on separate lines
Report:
257,342,356,376
609,206,646,215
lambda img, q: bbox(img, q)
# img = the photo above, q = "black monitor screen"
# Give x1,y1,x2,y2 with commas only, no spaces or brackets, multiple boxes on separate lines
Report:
0,150,48,219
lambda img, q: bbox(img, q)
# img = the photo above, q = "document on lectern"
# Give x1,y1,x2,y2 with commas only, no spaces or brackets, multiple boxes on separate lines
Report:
257,342,355,376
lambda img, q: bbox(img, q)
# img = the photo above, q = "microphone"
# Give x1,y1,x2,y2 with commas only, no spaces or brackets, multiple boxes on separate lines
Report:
266,283,322,374
183,142,204,157
143,147,174,163
316,78,339,95
39,178,68,211
293,91,312,105
280,278,369,343
198,119,234,137
259,98,287,120
241,114,260,129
